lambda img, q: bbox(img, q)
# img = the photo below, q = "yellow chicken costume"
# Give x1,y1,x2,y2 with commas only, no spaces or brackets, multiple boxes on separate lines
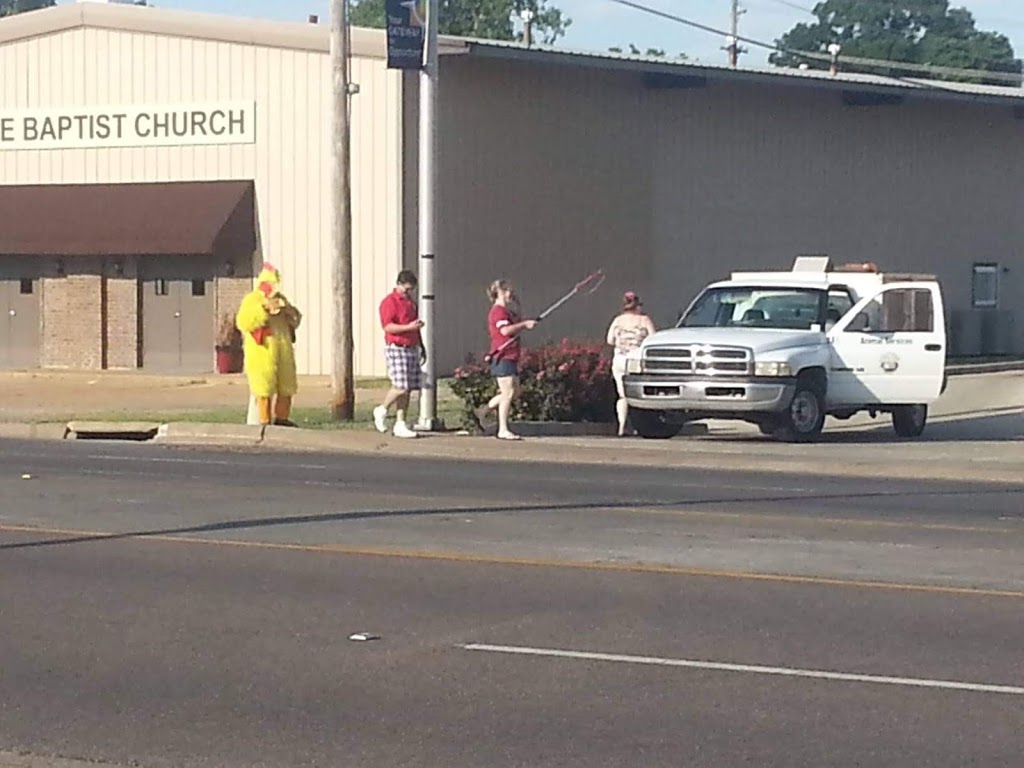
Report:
235,262,302,426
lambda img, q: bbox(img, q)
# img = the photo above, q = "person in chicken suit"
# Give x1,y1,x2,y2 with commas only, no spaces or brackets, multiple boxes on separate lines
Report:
235,262,302,427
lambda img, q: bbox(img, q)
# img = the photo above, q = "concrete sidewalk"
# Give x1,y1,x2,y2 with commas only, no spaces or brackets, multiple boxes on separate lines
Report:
0,370,390,422
0,370,1021,485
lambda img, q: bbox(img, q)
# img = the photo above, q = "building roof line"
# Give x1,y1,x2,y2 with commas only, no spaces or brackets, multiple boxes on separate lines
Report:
459,39,1024,106
1,4,1021,106
0,3,467,58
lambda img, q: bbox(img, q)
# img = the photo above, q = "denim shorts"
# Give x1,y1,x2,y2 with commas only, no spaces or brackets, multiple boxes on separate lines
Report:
489,359,518,378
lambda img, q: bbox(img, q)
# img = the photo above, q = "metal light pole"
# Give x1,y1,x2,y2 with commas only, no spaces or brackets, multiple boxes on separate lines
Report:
330,0,355,420
417,0,442,431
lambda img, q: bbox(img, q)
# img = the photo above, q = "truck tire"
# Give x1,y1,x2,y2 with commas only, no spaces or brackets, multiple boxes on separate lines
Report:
631,409,683,440
892,404,928,438
773,382,825,443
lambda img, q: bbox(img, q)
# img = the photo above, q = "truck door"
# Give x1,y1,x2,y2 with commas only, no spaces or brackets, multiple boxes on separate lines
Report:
826,282,946,406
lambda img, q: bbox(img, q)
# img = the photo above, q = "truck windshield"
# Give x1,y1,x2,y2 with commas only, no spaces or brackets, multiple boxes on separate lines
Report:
679,287,825,330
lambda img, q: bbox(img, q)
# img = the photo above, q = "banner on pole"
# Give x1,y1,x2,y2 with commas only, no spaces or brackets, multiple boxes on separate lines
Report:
386,0,426,70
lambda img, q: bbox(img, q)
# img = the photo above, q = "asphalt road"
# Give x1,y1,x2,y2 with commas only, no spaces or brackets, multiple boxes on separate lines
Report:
0,439,1021,768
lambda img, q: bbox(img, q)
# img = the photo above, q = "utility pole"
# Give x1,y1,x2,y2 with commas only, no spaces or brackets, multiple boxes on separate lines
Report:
521,6,535,48
417,0,442,431
725,0,745,68
330,0,354,420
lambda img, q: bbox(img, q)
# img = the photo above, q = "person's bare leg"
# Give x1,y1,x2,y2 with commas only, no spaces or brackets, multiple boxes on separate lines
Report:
380,388,406,411
614,372,628,436
394,391,412,425
496,376,517,437
392,391,418,438
374,387,406,433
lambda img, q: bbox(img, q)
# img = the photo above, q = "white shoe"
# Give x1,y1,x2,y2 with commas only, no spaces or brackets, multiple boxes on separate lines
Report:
373,405,388,434
392,421,418,439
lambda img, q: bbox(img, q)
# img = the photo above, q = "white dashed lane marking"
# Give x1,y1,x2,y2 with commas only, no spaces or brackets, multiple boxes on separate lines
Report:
462,644,1024,697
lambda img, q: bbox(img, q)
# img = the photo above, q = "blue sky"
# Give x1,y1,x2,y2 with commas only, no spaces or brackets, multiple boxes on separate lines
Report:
67,0,1024,68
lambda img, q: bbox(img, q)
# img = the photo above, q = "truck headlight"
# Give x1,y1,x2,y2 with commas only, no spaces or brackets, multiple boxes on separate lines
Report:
626,357,642,374
754,362,792,377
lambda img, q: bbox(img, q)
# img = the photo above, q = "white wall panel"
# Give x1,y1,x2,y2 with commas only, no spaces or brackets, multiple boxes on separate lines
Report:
0,23,403,376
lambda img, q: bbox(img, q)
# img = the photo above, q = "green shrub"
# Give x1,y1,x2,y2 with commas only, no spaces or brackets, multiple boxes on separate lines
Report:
448,339,616,428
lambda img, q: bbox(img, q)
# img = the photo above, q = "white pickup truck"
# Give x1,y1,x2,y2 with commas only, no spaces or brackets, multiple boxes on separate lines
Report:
622,257,947,442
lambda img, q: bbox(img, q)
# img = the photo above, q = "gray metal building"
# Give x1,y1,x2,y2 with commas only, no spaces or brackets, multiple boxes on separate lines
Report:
421,45,1024,365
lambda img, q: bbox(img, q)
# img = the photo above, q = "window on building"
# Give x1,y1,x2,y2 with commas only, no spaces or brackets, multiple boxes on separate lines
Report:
155,279,169,297
19,279,33,295
972,263,999,309
191,280,206,297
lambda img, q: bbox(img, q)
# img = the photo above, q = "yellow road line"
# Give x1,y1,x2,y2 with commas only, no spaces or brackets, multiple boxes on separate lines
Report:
631,506,1020,534
3,523,1023,600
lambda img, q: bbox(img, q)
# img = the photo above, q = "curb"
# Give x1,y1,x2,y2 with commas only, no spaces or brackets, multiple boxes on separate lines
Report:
254,425,1024,486
154,422,264,446
0,423,68,440
1,419,1020,485
947,361,1024,375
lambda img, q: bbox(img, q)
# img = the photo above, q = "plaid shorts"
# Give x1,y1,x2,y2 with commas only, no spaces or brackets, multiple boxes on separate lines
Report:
385,344,422,391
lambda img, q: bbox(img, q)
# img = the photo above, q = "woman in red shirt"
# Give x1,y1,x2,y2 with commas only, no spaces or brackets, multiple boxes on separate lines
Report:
476,279,537,440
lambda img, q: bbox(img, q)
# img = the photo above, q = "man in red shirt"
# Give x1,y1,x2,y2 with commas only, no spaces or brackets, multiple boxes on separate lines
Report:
374,270,425,439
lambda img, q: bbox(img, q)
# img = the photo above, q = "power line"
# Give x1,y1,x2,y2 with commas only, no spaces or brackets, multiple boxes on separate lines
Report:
606,0,1024,86
755,0,816,16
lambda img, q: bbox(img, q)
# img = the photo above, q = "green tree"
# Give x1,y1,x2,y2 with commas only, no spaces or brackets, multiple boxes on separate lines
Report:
0,0,55,18
770,0,1021,86
350,0,571,45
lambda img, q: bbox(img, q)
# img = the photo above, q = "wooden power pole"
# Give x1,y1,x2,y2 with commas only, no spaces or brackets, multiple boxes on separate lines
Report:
330,0,354,420
727,0,740,68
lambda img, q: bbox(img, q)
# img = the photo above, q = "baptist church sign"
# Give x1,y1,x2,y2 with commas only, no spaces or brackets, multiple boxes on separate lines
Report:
0,102,256,151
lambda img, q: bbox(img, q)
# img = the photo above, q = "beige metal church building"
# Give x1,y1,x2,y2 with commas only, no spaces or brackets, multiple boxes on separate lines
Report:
1,2,1021,375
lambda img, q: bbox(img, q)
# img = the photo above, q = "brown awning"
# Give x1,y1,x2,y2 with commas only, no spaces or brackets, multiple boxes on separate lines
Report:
0,180,255,256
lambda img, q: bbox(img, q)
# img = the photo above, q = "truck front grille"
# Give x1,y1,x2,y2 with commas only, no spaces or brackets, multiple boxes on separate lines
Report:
643,345,753,376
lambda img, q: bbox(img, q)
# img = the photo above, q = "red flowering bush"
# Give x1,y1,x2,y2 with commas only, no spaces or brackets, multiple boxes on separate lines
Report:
448,339,616,427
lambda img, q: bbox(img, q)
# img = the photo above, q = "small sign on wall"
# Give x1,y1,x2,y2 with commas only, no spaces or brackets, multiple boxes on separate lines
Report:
0,102,257,151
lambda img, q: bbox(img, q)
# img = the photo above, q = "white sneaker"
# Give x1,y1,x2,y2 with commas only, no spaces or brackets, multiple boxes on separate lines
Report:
373,405,388,434
392,421,418,439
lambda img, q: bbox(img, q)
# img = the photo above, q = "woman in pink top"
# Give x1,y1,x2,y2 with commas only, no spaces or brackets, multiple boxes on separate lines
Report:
476,279,537,440
606,291,657,437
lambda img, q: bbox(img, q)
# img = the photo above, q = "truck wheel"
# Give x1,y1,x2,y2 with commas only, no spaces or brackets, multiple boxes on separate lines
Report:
892,404,928,438
773,384,825,443
631,409,683,440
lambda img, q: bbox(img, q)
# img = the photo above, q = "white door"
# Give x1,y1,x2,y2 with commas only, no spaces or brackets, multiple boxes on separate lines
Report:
826,283,946,406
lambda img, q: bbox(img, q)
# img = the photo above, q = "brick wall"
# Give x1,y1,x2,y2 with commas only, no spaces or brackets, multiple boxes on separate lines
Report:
104,257,139,369
41,258,104,369
215,254,255,342
38,255,250,371
215,277,251,334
